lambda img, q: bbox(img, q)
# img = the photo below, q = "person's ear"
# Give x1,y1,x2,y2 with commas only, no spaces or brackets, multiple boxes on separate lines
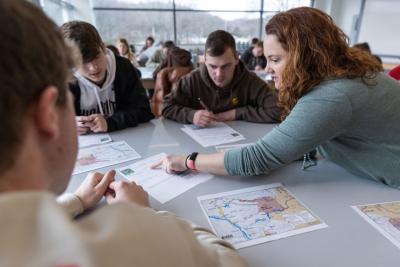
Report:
234,51,240,63
34,86,61,139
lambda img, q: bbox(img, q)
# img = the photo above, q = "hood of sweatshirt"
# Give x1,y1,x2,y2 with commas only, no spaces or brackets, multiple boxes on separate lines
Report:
73,48,116,116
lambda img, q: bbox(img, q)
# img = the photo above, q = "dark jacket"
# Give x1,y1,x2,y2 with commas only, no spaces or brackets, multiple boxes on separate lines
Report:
70,56,154,131
162,60,281,123
241,47,267,70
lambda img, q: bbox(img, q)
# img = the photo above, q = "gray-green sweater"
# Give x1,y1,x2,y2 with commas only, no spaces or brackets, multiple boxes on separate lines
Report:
225,73,400,189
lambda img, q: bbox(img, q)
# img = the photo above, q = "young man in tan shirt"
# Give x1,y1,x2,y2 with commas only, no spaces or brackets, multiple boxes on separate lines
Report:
0,2,248,266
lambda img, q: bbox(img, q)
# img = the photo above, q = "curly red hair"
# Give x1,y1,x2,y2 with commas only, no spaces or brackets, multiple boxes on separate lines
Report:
265,7,383,119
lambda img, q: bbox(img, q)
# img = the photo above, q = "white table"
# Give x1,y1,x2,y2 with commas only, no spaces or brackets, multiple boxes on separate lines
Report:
66,118,400,267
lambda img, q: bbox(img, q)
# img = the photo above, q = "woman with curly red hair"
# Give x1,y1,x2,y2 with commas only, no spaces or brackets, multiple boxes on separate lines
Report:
154,7,400,189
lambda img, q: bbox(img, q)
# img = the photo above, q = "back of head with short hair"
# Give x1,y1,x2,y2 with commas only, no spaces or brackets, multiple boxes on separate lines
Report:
107,44,120,56
61,21,103,63
205,30,236,57
251,37,260,46
163,40,175,50
0,0,75,173
353,42,371,54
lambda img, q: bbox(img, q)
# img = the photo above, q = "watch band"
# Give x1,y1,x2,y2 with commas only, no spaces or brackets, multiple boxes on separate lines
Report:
186,152,198,170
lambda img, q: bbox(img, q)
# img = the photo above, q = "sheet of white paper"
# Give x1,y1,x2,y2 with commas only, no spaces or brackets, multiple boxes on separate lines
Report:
215,143,254,152
352,201,400,250
78,133,112,148
198,183,327,249
73,141,141,175
181,122,245,147
118,153,213,204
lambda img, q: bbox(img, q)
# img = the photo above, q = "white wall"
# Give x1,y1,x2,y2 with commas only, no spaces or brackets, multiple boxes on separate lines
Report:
358,0,400,57
314,0,362,43
315,0,400,58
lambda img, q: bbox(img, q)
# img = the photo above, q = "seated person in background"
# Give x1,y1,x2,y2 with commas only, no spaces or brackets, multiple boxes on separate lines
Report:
61,21,154,134
162,30,281,127
240,37,259,61
388,65,400,81
117,38,140,68
138,36,154,55
137,36,155,66
353,42,382,65
0,2,249,266
152,47,194,117
241,40,267,71
146,40,175,68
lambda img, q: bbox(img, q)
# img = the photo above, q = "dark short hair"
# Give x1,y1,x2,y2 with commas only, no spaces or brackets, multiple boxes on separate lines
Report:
205,30,236,57
0,0,74,172
61,21,103,63
107,44,120,56
146,36,155,45
353,42,371,54
163,40,175,50
251,37,260,45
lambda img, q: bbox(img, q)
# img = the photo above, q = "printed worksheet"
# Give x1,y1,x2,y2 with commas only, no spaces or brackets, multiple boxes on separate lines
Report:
181,122,245,147
352,201,400,249
215,143,254,152
73,141,141,175
198,183,327,249
118,153,213,203
78,133,112,148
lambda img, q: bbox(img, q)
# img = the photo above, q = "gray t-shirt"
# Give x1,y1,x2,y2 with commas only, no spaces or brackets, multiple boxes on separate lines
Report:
225,73,400,189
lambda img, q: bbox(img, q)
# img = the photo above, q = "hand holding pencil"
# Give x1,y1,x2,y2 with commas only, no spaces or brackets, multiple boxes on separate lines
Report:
193,98,216,127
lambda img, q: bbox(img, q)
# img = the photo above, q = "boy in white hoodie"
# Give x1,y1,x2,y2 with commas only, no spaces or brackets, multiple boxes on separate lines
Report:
0,1,248,267
61,21,154,134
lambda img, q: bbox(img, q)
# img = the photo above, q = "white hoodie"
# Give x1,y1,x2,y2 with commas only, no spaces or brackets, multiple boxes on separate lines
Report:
74,49,116,117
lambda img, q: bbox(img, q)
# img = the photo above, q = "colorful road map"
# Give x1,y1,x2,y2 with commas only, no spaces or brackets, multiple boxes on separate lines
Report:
353,201,400,249
198,183,327,249
73,141,140,175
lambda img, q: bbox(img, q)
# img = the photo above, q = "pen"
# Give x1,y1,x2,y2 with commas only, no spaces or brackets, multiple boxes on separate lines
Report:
198,98,210,111
78,119,94,125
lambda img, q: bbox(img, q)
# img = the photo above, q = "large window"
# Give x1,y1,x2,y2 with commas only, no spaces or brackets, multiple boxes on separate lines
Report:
39,0,74,25
91,0,313,50
94,10,174,46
